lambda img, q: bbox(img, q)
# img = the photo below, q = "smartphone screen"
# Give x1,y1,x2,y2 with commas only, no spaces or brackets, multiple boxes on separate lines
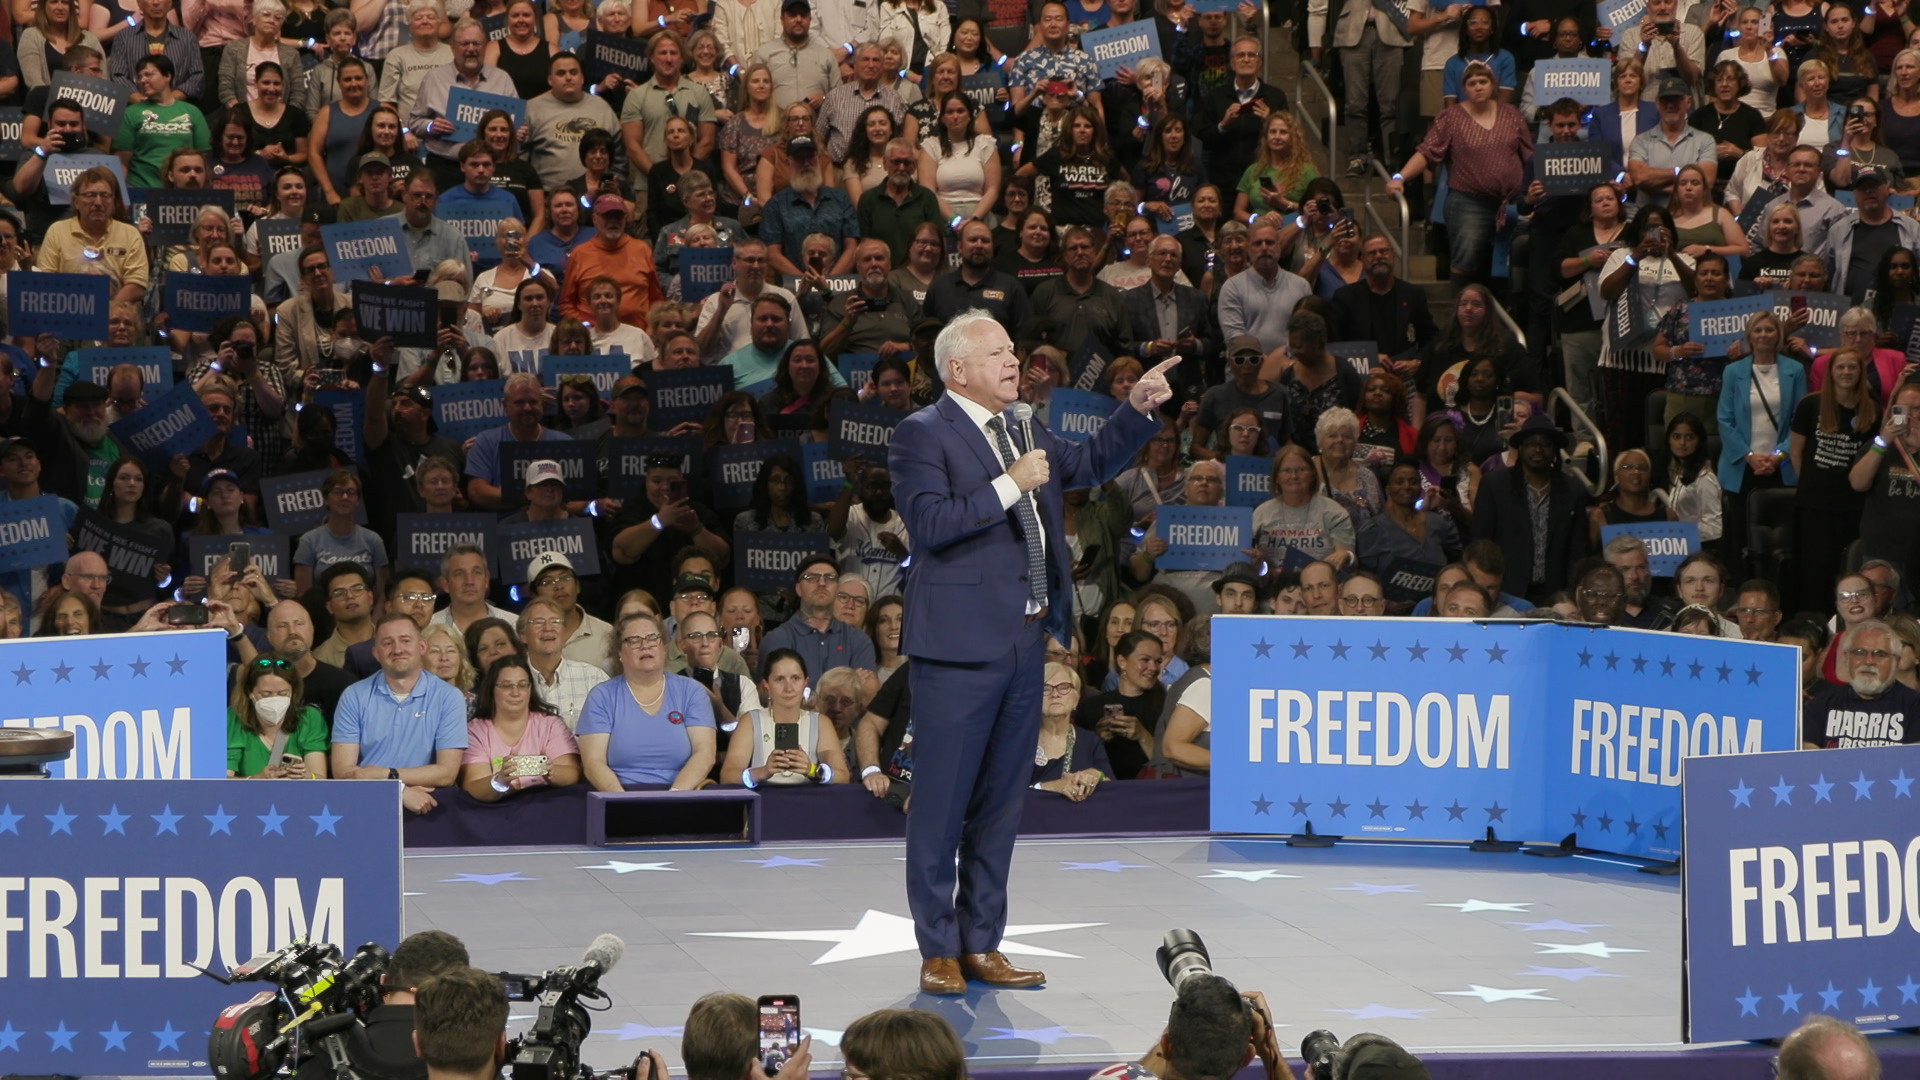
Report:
1496,395,1515,428
757,996,801,1073
731,626,752,652
1790,295,1809,315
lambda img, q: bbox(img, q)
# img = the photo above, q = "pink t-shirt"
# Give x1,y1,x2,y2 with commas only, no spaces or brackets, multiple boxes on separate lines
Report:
464,714,581,780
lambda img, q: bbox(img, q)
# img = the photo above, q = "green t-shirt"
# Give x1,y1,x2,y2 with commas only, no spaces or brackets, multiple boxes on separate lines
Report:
227,706,330,777
1235,162,1322,216
117,100,210,189
83,438,121,509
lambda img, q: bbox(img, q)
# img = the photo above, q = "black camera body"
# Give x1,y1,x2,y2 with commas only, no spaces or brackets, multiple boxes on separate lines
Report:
206,941,392,1080
495,940,621,1080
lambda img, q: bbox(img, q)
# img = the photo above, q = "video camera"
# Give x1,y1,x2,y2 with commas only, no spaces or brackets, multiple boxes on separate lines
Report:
205,940,392,1080
495,933,627,1080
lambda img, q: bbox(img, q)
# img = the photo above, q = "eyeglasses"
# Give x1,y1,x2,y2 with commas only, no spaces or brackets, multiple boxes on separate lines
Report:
1140,618,1177,632
1230,354,1263,365
835,592,868,604
1847,648,1893,660
330,583,369,599
1838,589,1872,602
798,572,836,584
69,571,111,583
1341,594,1386,609
1042,682,1076,696
302,263,330,275
494,680,533,691
252,657,292,669
683,629,722,642
397,592,435,604
1730,607,1778,617
622,633,664,648
537,571,578,585
1228,423,1262,435
525,617,566,629
1581,589,1623,600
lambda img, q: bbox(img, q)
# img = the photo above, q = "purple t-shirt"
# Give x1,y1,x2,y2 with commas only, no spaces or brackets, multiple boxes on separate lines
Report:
576,674,715,786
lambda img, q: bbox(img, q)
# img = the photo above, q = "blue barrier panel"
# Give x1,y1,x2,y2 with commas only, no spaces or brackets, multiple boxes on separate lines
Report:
0,629,230,778
0,779,402,1074
1682,742,1920,1042
1211,616,1801,857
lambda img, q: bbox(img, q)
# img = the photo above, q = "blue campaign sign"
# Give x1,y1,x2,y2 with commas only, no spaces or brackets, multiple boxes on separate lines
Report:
0,778,403,1075
109,380,217,466
827,398,903,462
498,440,599,504
1156,504,1254,571
1155,203,1195,236
310,388,367,464
1597,0,1647,32
445,87,526,143
801,439,845,503
649,366,733,431
1681,743,1920,1043
495,517,602,582
1830,188,1917,210
1081,20,1160,80
260,469,365,535
1188,0,1239,12
1226,455,1271,508
604,435,702,497
1529,58,1611,106
321,217,412,283
540,353,631,399
393,513,496,576
1772,291,1849,349
43,152,127,204
1046,388,1113,444
76,346,170,391
432,378,507,442
1068,336,1115,391
163,273,252,333
1211,617,1801,857
1687,294,1776,356
708,437,802,510
439,203,502,262
680,246,733,303
0,106,22,162
1329,341,1376,377
1601,520,1701,576
838,352,879,394
0,629,231,778
133,188,235,246
9,270,111,339
0,495,69,574
736,530,833,592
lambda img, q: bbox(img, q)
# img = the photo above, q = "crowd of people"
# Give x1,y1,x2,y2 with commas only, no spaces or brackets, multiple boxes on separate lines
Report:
0,0,1913,817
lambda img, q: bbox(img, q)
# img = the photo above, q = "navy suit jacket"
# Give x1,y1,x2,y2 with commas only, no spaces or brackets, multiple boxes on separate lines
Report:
1587,102,1660,178
890,394,1161,661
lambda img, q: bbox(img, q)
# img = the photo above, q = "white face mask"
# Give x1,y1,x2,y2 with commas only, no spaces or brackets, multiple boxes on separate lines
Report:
254,694,292,724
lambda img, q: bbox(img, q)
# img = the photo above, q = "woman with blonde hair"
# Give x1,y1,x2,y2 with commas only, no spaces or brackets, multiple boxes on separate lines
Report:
719,61,781,211
1740,202,1810,289
1882,48,1920,173
19,0,102,89
423,623,477,693
1235,111,1316,220
1387,60,1531,288
863,0,949,85
217,0,310,113
1791,58,1843,147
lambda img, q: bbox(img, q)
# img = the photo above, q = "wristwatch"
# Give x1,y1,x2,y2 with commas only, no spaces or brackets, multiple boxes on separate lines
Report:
388,767,400,780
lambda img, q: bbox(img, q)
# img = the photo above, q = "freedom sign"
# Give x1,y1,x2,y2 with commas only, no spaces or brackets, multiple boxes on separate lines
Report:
680,246,733,303
0,106,21,161
801,439,845,503
0,495,70,574
394,513,496,575
736,530,833,591
604,435,702,497
186,533,290,584
1080,20,1161,80
1226,455,1271,508
133,188,235,246
42,152,127,205
1597,0,1648,33
584,29,650,83
445,87,526,143
708,437,802,509
1681,743,1920,1042
1529,58,1611,106
495,518,602,582
0,778,403,1075
9,269,111,339
498,439,599,504
649,366,733,431
261,469,365,534
76,347,170,391
827,398,902,462
322,217,412,283
1045,389,1112,444
1687,293,1777,356
1210,617,1801,858
1772,291,1849,349
50,69,129,137
1534,141,1607,197
163,272,252,333
1155,504,1254,571
1602,520,1701,576
439,203,501,262
109,380,217,466
0,629,231,778
432,378,507,442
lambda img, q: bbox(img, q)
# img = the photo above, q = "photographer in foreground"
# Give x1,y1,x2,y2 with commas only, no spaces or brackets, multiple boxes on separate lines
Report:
1092,972,1292,1080
294,930,471,1080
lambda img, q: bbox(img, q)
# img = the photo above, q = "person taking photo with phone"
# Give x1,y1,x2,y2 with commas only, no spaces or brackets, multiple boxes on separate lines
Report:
720,647,851,786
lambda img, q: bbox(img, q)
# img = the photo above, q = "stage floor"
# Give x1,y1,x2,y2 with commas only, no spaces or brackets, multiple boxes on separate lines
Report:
403,835,1683,1071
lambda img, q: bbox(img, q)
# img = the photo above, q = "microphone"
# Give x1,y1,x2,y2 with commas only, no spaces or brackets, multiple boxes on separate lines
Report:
1009,402,1036,455
577,933,625,977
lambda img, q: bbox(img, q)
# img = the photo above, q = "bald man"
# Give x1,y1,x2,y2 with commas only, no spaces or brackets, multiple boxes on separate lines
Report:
62,551,111,610
1776,1017,1879,1080
821,239,920,362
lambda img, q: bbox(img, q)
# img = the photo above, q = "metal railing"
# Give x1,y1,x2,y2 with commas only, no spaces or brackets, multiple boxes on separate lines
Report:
1490,291,1528,351
1292,57,1339,181
1548,387,1609,496
1360,158,1412,278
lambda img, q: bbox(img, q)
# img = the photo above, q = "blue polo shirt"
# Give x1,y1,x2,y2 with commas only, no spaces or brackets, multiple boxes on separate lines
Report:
759,615,876,687
464,423,574,488
332,669,468,769
759,185,858,270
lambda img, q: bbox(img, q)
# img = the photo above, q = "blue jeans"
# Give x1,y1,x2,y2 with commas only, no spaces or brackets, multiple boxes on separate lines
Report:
1444,189,1501,284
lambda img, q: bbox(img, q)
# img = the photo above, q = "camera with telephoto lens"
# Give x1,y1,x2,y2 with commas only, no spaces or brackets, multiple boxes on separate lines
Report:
205,940,391,1080
494,934,626,1080
1156,931,1273,1056
1299,1030,1341,1080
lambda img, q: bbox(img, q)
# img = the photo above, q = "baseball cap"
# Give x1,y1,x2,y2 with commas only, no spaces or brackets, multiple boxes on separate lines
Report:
591,189,629,215
358,152,393,173
1212,561,1261,594
523,459,567,487
527,550,574,582
613,374,649,398
199,467,242,495
787,135,818,157
1041,80,1076,96
395,384,433,410
64,380,108,405
1338,1038,1432,1080
1655,75,1690,99
793,552,839,582
780,0,810,13
0,436,33,460
672,573,717,599
1855,164,1893,187
1227,334,1265,358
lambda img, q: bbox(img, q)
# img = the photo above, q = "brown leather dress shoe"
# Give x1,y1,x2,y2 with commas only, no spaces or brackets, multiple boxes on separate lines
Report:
961,951,1045,988
920,956,965,995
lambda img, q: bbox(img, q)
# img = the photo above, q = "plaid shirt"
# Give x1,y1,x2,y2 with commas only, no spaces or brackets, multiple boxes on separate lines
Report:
359,0,409,60
533,657,611,731
819,82,906,164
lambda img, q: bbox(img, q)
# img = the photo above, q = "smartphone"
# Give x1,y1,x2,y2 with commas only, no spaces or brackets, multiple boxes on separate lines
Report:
1654,20,1676,35
1338,207,1357,230
1101,702,1124,735
280,753,304,768
756,996,801,1074
690,665,716,688
774,722,800,751
1895,404,1909,428
1496,395,1515,428
731,626,752,652
864,292,891,311
315,367,343,388
228,541,251,576
884,776,911,808
439,301,463,329
1790,294,1809,316
506,754,548,777
165,602,209,626
1075,543,1102,570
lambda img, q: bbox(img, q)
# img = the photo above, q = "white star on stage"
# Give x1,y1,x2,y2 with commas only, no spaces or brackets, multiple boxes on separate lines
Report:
579,860,680,874
1533,941,1647,958
1427,899,1534,913
1434,985,1557,1003
688,909,1103,965
803,1028,844,1047
1200,868,1302,881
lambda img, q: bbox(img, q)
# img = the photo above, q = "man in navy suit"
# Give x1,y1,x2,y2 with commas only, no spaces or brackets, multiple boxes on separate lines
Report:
889,309,1179,994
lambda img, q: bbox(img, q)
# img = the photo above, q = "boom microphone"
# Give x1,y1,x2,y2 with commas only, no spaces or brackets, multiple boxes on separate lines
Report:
578,934,624,977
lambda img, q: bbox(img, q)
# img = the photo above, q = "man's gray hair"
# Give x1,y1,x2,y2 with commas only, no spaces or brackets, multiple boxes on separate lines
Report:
836,573,871,595
1861,557,1902,595
1842,618,1895,654
933,308,1001,382
440,542,487,580
1603,534,1648,560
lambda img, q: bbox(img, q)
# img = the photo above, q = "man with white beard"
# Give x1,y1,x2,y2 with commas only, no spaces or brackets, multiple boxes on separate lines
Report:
19,377,133,507
760,135,858,279
1803,620,1920,748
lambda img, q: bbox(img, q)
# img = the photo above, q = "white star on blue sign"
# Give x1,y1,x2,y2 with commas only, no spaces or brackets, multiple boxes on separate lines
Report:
1817,982,1844,1009
1809,776,1834,803
1777,985,1803,1013
1769,778,1795,805
1736,989,1761,1016
1893,770,1915,797
309,807,342,835
1859,979,1882,1007
0,1022,22,1051
1851,772,1875,800
1900,976,1920,1004
150,806,183,834
1729,780,1754,807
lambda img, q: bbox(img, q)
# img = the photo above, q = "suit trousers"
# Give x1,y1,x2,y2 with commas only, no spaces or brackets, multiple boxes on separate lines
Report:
1340,26,1402,160
904,618,1047,958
